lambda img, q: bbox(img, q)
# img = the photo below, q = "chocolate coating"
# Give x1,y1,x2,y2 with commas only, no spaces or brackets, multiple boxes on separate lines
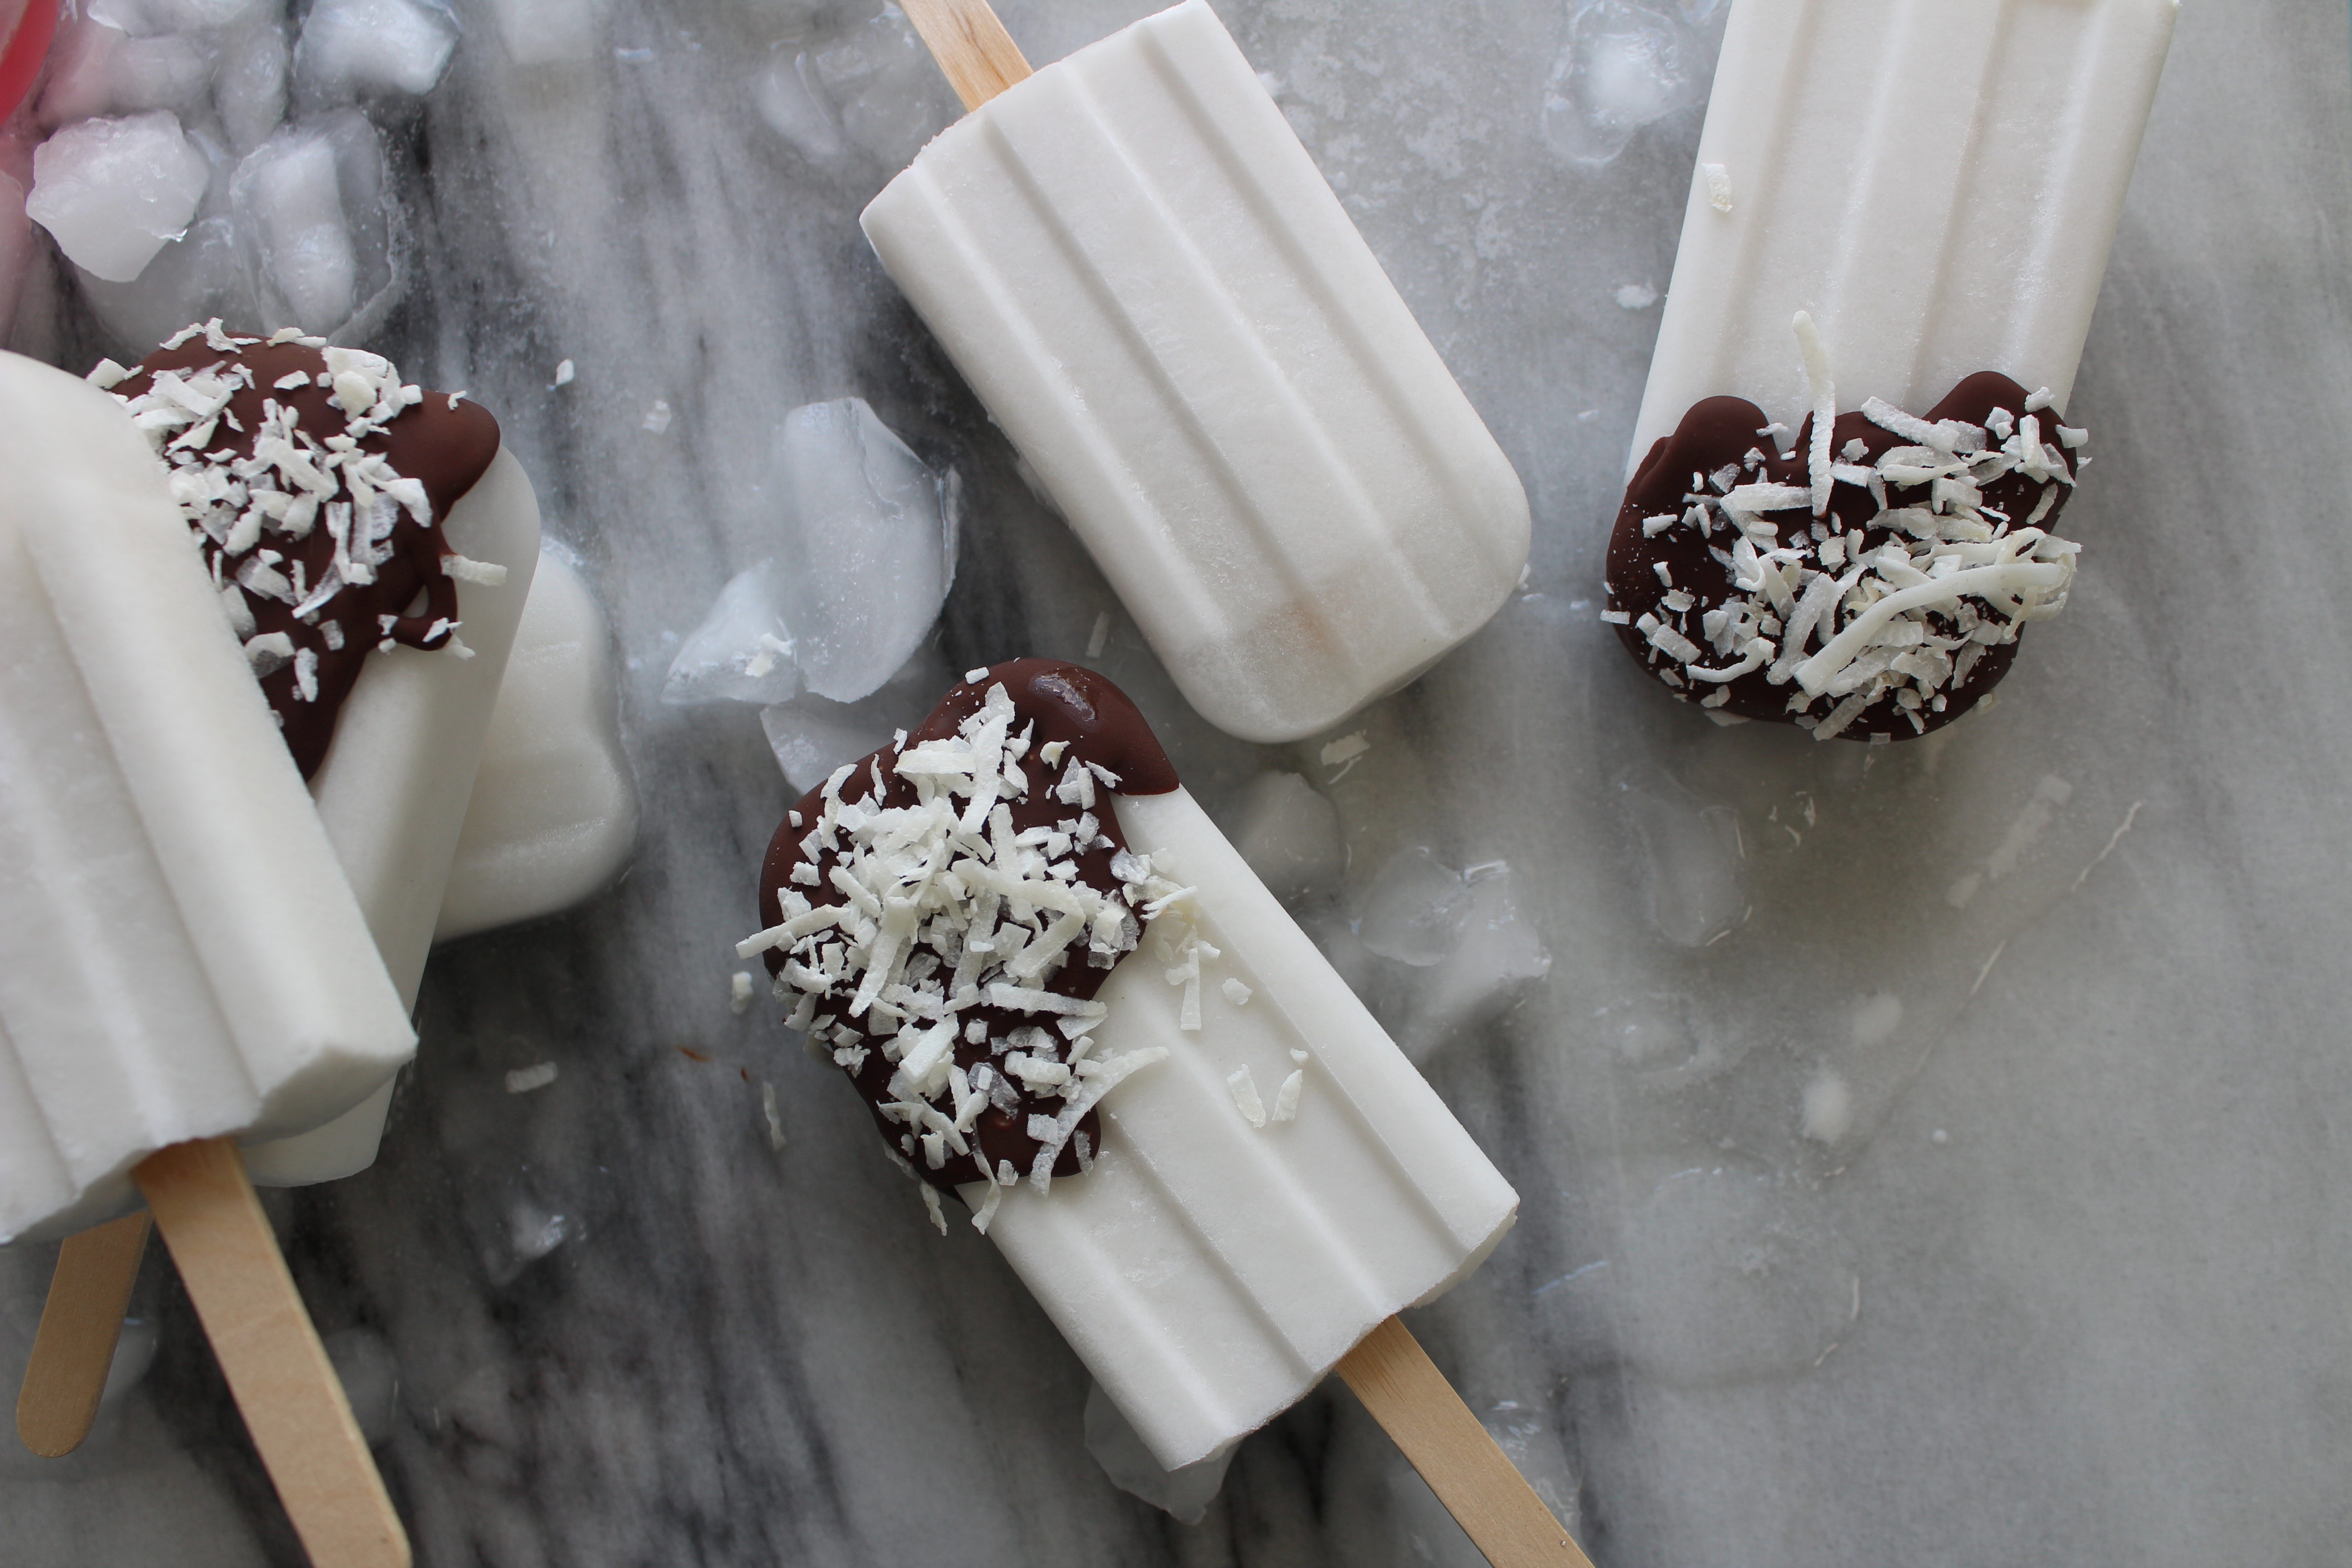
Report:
117,338,500,777
757,659,1178,1192
1604,371,2074,739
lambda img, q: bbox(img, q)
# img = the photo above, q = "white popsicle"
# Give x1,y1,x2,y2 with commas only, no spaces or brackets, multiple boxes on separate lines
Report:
862,0,1529,745
433,544,637,944
975,784,1517,1471
1628,0,2178,470
0,347,415,1243
745,660,1525,1491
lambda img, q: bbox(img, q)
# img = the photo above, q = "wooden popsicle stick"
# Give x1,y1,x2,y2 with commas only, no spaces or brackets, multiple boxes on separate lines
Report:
901,0,1032,111
136,1138,409,1568
15,1209,153,1456
1338,1316,1593,1568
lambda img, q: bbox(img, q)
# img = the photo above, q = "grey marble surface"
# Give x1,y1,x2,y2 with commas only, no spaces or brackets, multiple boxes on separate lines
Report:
7,0,2352,1563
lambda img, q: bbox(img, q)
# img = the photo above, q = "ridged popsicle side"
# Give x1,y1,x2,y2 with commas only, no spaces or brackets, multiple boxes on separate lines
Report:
0,498,255,1239
972,788,1518,1470
863,0,1529,743
1629,0,2178,471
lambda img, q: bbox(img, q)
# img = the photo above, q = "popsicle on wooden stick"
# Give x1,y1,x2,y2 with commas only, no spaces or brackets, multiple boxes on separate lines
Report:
1602,0,2176,741
742,659,1585,1567
15,323,542,1466
863,0,1530,745
0,347,416,1561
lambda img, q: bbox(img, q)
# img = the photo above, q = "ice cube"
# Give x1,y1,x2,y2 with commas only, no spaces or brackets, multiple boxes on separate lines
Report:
1622,790,1743,947
1220,770,1346,905
1083,1380,1233,1524
759,645,951,794
293,0,456,103
231,127,351,329
214,20,289,152
801,5,959,171
26,111,212,282
230,110,398,336
1357,846,1479,966
106,31,218,115
89,0,274,33
34,19,127,127
1396,860,1551,1059
81,211,255,357
769,397,954,703
484,0,611,66
755,49,846,162
662,558,804,707
1540,0,1700,167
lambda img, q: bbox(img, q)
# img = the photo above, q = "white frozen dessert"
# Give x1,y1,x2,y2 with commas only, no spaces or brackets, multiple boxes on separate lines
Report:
861,1,1529,745
1603,0,2175,741
1627,0,2178,459
0,347,416,1242
36,323,541,1196
741,660,1517,1470
435,544,637,943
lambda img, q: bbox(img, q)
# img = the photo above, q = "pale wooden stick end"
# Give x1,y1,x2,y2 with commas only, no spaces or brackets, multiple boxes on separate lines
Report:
137,1137,411,1568
1337,1316,1593,1568
900,0,1033,112
16,1209,153,1458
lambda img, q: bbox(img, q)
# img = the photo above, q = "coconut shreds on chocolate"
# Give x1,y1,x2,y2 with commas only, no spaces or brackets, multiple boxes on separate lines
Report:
95,319,497,774
738,680,1205,1230
1606,367,2082,741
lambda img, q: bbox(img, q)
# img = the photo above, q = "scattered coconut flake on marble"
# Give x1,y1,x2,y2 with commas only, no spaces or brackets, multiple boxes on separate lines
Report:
730,971,756,1014
1800,1065,1852,1143
1319,731,1370,781
642,398,672,434
554,358,574,387
505,1062,558,1093
1616,282,1658,309
761,1081,786,1150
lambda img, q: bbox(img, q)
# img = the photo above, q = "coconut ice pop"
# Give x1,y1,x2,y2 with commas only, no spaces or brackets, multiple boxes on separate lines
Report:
1,346,414,1563
742,659,1583,1565
864,0,1530,745
17,322,539,1466
1602,0,2175,740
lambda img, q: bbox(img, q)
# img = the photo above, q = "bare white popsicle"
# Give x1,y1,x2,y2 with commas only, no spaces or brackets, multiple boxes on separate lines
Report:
1628,0,2178,470
865,0,1531,745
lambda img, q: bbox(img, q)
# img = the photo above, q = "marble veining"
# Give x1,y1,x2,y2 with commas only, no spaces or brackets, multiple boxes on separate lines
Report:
5,0,2351,1563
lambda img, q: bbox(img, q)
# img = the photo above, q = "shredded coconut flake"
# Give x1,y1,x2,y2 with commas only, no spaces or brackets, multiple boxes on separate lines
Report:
1227,1065,1267,1128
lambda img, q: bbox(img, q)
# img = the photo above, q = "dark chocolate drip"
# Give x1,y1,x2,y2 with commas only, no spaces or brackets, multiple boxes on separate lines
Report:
115,338,500,777
1604,371,2075,740
757,659,1178,1193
